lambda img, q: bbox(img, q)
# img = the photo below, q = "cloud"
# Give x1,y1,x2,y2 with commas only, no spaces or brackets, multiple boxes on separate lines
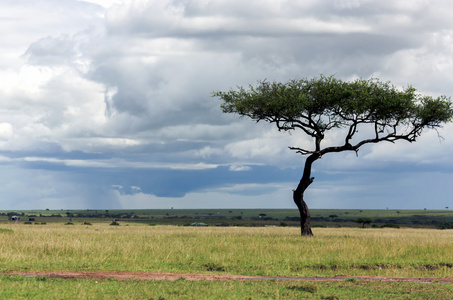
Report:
229,165,252,172
0,123,13,140
112,188,296,210
0,0,453,209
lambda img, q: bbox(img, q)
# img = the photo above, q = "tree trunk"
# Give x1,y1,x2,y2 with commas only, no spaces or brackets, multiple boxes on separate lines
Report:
293,154,319,236
293,189,313,236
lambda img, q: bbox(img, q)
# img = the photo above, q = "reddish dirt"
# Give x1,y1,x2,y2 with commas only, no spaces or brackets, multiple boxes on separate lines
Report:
6,271,453,283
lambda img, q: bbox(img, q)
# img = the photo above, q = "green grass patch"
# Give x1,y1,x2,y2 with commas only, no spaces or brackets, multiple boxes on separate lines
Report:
0,224,452,298
0,275,452,299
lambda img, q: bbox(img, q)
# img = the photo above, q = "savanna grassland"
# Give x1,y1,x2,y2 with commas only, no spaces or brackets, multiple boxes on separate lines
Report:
0,221,452,299
0,225,452,277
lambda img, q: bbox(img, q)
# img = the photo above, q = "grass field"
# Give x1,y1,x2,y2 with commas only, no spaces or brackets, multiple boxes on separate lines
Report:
1,224,452,277
0,222,452,299
1,275,453,299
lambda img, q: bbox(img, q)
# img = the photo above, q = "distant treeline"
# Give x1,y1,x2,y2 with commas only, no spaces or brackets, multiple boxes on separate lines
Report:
1,209,453,229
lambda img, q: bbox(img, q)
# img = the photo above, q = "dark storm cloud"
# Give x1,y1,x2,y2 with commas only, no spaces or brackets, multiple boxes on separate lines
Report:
0,0,453,209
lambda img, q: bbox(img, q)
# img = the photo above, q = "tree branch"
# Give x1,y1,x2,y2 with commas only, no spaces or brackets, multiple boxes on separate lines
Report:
288,146,316,155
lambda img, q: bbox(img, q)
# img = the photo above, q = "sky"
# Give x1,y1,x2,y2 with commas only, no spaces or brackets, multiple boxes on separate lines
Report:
0,0,453,210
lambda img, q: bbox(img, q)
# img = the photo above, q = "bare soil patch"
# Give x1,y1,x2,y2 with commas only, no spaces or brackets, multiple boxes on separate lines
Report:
6,271,453,283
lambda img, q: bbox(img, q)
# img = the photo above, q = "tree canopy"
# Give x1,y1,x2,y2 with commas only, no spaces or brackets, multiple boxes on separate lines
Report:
214,76,453,236
215,76,452,157
214,75,453,236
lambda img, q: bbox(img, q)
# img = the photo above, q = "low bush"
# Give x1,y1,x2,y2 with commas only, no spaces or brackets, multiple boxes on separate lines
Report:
381,223,400,229
110,221,120,226
436,222,453,229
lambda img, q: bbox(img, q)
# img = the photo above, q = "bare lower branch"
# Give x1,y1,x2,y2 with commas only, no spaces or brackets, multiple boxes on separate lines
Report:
288,146,315,155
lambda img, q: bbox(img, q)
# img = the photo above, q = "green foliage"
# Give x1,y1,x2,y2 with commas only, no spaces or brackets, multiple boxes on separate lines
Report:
214,75,453,156
329,214,338,221
354,218,373,228
110,221,120,226
436,222,453,229
216,76,452,127
381,223,400,229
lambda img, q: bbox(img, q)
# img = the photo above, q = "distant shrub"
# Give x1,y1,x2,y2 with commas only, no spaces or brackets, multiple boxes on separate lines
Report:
381,223,400,229
279,222,288,227
355,217,373,228
65,222,74,225
110,221,120,226
284,216,300,221
328,214,338,221
83,222,92,225
436,222,453,229
312,224,326,228
40,222,47,225
24,221,32,225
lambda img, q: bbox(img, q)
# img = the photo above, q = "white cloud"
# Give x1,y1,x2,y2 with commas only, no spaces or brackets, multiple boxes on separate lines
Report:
363,124,453,166
84,0,127,9
1,0,453,209
229,165,252,172
21,156,219,170
0,123,13,140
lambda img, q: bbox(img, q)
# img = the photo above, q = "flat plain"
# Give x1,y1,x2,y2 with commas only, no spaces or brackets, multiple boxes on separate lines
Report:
0,217,452,299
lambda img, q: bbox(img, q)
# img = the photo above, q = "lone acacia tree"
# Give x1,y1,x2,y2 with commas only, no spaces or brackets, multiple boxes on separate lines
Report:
214,76,453,236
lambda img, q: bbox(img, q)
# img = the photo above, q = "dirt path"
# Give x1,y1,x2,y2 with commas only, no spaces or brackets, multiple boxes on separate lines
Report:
6,271,453,283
